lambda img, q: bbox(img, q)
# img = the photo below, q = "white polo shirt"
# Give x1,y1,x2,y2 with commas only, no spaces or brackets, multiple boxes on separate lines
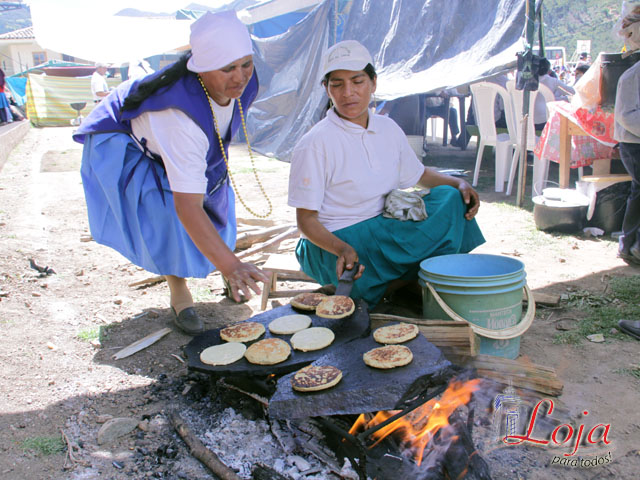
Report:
288,108,425,232
91,71,109,101
130,100,234,194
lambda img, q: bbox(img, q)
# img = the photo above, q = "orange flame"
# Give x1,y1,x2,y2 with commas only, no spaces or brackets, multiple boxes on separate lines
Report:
348,379,482,465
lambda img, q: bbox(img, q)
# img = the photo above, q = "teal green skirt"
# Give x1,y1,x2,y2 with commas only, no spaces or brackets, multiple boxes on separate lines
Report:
295,186,485,307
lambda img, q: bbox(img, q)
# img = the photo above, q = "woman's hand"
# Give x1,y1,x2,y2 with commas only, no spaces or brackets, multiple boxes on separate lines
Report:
457,181,480,220
296,208,366,282
336,244,365,280
417,168,480,221
223,261,270,303
172,192,269,302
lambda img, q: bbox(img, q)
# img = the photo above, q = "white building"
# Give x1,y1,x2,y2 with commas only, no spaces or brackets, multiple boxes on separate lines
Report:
0,26,68,75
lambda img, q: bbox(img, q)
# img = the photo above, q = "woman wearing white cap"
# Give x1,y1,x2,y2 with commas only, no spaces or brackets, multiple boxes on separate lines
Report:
73,11,270,334
288,40,485,307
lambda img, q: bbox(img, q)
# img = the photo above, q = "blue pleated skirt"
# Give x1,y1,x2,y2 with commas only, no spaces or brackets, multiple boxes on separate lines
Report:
80,132,236,278
295,185,485,307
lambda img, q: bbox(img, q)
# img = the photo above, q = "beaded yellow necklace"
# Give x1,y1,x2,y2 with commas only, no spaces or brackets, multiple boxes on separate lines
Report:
197,75,272,218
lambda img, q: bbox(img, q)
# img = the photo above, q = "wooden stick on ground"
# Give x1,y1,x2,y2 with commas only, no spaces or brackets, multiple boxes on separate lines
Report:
60,428,88,470
128,275,166,288
235,224,296,250
237,227,299,260
169,410,242,480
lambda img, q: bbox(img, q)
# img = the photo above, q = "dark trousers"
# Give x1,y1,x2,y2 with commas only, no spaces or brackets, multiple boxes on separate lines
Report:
619,142,640,253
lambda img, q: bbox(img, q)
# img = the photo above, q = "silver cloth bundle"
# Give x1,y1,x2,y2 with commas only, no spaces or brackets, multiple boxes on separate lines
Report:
382,189,430,221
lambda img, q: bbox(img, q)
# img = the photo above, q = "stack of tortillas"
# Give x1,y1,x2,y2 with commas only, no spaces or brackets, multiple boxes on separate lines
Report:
290,292,327,311
316,295,355,319
363,345,413,369
291,365,342,392
245,338,291,365
373,322,419,344
290,327,335,352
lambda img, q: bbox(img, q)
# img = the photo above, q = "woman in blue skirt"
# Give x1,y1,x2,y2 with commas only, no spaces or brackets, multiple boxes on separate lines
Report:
288,40,485,308
73,11,269,334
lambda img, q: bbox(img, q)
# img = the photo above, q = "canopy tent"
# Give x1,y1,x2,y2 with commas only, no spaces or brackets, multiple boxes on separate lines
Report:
25,0,530,160
247,0,528,160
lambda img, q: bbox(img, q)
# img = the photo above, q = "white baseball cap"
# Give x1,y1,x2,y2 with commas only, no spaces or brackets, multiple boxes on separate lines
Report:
187,10,253,73
320,40,373,80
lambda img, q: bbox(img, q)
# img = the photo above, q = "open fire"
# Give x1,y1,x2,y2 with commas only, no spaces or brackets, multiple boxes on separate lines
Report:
348,378,483,466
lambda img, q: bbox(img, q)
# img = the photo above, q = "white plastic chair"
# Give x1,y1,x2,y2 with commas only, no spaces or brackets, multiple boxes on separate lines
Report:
470,82,516,192
506,80,555,196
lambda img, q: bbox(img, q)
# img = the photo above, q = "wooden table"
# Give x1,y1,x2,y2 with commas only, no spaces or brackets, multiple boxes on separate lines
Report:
557,111,631,189
558,114,589,188
536,102,618,189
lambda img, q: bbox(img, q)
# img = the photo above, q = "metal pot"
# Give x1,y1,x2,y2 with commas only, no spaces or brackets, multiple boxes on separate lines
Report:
533,188,590,233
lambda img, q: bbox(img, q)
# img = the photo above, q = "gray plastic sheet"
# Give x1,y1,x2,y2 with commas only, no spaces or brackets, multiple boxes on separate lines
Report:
245,0,528,161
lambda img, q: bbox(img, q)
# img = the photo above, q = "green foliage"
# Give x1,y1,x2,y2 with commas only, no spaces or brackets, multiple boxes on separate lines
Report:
542,0,623,59
76,327,100,342
615,364,640,380
21,435,65,456
554,275,640,344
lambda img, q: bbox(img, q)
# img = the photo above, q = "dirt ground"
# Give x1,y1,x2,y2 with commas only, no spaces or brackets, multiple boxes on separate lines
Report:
0,125,638,480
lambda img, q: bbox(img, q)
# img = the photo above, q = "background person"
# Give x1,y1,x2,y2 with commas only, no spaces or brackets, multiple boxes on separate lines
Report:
424,89,462,147
572,63,591,85
614,5,640,267
0,68,12,124
614,3,640,340
91,62,111,103
534,58,575,130
288,40,485,308
73,11,268,334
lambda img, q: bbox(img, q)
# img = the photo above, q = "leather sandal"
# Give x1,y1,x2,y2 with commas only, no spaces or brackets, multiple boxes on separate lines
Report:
171,307,204,335
618,320,640,341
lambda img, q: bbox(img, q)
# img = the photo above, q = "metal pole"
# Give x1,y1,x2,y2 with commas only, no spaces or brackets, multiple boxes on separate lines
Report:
516,93,530,206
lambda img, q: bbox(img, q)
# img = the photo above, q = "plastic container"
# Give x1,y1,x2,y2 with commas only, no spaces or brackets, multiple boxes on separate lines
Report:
418,254,529,359
600,52,640,110
585,181,631,233
533,188,590,233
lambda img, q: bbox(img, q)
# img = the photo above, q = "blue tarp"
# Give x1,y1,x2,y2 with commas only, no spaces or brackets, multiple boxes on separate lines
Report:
247,0,332,159
5,77,27,105
246,0,527,161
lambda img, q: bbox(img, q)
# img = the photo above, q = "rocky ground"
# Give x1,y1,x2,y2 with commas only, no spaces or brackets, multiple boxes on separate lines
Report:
0,125,638,480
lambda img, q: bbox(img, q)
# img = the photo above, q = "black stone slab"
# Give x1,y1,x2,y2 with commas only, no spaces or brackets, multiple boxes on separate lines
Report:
184,299,369,377
268,333,453,419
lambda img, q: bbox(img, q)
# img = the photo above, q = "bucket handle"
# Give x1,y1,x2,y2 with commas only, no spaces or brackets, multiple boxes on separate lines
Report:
424,282,535,340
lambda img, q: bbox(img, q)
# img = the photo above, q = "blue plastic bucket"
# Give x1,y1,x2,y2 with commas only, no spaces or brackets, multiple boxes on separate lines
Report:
418,254,527,359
